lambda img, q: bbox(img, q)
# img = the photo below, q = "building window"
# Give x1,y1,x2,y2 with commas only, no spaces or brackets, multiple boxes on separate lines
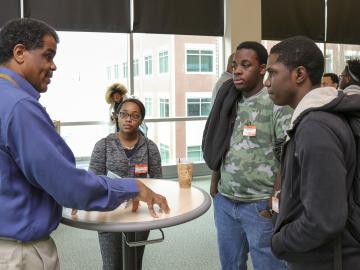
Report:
159,51,169,73
144,56,152,75
187,145,203,162
187,97,211,116
145,97,153,117
160,98,169,117
123,62,128,78
160,143,170,164
186,49,213,72
114,64,119,79
107,66,112,80
133,59,139,77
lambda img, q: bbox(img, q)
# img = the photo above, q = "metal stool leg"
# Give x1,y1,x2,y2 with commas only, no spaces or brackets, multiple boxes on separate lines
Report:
121,229,165,270
122,232,137,270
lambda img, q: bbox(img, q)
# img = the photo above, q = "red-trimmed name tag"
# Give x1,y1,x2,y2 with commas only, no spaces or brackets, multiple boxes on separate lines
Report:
135,164,148,175
243,125,256,136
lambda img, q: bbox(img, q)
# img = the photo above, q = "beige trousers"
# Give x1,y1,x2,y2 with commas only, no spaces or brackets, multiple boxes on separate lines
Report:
0,237,59,270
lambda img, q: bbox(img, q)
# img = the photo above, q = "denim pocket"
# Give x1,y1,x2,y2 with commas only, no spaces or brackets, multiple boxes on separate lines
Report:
254,201,272,221
252,201,274,248
258,209,273,220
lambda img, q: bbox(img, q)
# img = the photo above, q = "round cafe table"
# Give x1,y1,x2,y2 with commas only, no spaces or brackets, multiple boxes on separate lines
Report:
62,178,212,270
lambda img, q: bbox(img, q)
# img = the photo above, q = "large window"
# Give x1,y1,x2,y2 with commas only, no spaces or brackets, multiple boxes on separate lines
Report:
159,98,170,117
187,95,212,116
159,51,169,74
131,34,221,166
43,32,222,164
144,56,152,75
187,145,203,162
186,46,214,73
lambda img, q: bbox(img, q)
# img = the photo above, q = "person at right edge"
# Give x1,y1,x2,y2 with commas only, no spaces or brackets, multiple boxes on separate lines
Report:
339,58,360,94
265,36,360,269
202,41,292,270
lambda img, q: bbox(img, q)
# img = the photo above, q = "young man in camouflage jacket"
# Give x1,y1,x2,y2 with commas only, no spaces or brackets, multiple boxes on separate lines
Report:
208,42,292,270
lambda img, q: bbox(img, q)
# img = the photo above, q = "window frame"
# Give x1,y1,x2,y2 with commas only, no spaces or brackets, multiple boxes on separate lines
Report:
133,59,140,77
158,50,169,74
144,96,153,117
107,66,112,81
114,64,120,79
160,143,170,164
144,55,153,76
123,62,128,78
186,92,212,117
185,44,215,74
159,97,170,117
186,145,203,162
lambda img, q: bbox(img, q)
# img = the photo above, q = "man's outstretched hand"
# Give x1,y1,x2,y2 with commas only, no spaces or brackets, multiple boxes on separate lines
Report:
132,180,170,218
71,180,170,218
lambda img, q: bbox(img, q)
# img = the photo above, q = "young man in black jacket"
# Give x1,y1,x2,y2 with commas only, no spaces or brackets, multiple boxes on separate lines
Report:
264,36,360,270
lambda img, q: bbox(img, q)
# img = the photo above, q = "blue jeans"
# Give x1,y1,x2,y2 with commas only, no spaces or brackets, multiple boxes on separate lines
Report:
213,194,287,270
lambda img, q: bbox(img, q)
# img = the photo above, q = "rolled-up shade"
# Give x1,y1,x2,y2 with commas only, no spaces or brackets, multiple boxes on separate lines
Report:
0,0,20,27
133,0,224,36
327,0,360,44
261,0,325,41
23,0,130,33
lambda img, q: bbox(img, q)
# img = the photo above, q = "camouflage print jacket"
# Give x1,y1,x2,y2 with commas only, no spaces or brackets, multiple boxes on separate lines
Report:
218,88,292,202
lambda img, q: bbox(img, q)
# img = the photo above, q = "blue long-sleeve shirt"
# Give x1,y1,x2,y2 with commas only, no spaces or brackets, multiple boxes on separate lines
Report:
0,68,139,241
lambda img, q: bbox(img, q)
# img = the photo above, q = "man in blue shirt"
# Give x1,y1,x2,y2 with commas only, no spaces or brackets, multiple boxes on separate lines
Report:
0,18,169,269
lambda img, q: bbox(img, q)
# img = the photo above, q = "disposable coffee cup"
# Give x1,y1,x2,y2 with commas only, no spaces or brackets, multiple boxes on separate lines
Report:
177,159,193,188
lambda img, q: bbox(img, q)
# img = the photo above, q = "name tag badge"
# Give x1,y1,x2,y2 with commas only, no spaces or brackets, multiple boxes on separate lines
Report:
272,196,279,213
243,125,256,137
135,164,148,175
271,190,281,214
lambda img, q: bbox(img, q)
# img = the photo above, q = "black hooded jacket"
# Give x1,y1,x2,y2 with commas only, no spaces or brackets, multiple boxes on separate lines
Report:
272,88,360,269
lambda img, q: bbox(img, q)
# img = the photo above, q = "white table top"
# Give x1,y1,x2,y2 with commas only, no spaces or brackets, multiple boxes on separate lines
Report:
61,179,212,232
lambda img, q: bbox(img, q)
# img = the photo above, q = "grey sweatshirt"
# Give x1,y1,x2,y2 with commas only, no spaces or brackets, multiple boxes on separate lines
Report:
89,133,162,178
342,84,360,95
